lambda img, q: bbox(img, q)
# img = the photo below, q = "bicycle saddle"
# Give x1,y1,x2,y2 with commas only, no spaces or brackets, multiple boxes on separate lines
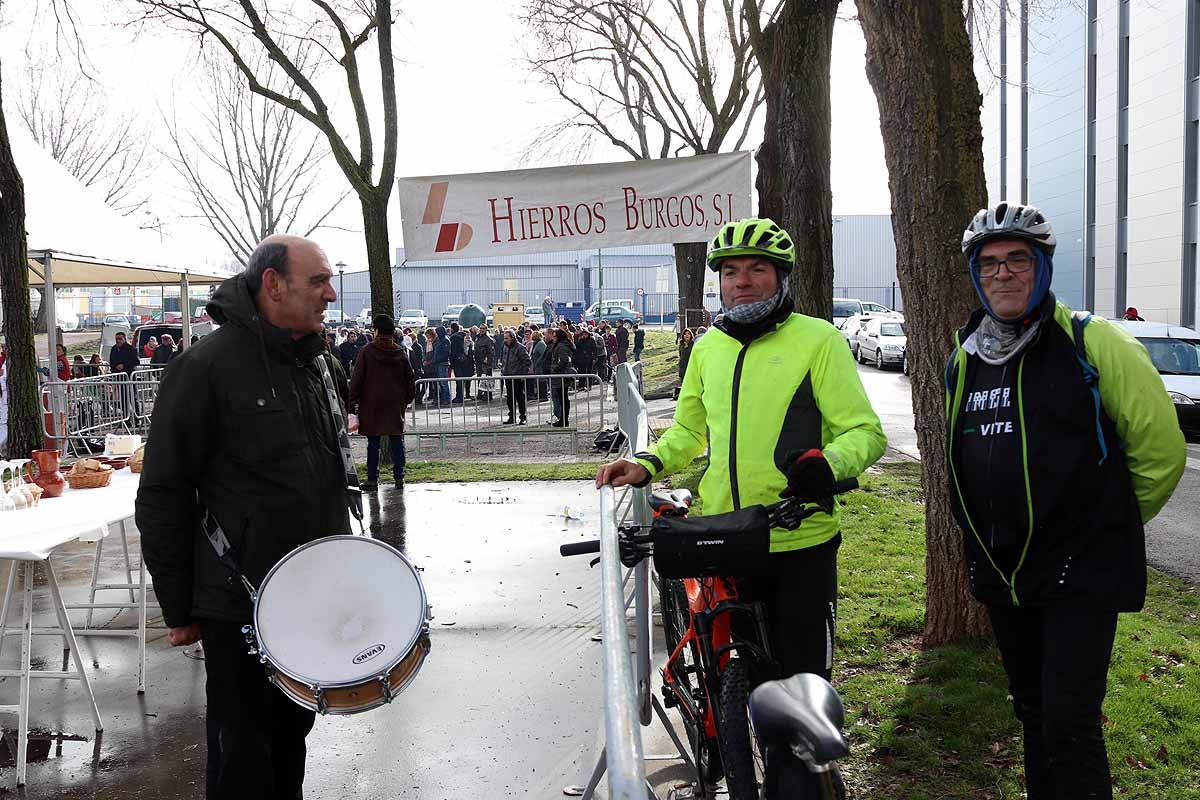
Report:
748,673,849,765
648,488,693,514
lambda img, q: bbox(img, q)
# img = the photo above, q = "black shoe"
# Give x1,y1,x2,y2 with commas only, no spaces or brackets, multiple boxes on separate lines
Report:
360,481,378,491
502,417,515,425
395,477,404,488
518,418,527,425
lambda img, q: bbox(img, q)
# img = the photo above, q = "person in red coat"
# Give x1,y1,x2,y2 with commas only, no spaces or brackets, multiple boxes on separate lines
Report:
349,314,416,490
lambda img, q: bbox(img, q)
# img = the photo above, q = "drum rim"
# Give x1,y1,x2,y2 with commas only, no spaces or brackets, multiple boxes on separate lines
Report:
253,534,429,690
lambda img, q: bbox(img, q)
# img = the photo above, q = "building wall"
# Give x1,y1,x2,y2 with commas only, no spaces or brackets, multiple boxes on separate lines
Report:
1027,4,1087,307
1125,1,1187,322
832,215,904,311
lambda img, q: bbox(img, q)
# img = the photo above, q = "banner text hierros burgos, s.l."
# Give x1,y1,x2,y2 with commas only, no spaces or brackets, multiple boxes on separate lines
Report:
397,152,752,261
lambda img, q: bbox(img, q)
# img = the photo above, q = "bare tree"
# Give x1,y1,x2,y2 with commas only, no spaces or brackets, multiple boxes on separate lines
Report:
13,59,153,216
132,0,399,316
746,0,839,320
856,0,991,645
162,50,349,267
523,0,776,319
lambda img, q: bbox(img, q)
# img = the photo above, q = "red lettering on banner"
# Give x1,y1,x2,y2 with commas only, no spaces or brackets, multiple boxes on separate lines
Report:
558,205,575,236
623,187,639,230
542,206,557,238
593,202,607,234
489,197,517,243
620,186,710,233
653,196,666,228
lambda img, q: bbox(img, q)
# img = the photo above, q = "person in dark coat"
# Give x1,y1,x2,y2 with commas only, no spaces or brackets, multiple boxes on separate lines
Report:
632,323,645,362
546,328,576,426
432,326,451,405
473,327,495,401
150,333,177,365
500,329,531,425
337,330,359,375
409,333,426,405
615,320,630,364
530,329,548,401
448,322,470,403
350,314,416,490
136,234,349,800
674,328,695,400
108,331,138,376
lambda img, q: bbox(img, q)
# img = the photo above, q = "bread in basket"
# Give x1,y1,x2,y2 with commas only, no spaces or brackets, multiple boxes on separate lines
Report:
129,444,146,474
67,458,113,490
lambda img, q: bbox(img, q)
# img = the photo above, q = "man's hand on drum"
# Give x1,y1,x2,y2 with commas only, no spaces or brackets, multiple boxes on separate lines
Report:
168,623,202,647
595,458,650,489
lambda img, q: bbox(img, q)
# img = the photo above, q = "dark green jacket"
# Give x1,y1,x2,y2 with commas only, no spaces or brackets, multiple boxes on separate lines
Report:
136,275,351,627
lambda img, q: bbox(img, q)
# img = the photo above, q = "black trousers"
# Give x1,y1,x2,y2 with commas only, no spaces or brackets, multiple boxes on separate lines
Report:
988,604,1119,800
732,533,840,682
201,620,316,800
505,378,526,421
552,380,571,425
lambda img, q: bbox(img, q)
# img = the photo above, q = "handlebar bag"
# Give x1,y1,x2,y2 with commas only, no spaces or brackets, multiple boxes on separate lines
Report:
651,506,770,578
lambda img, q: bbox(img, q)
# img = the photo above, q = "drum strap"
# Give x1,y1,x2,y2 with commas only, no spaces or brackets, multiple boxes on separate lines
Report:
313,351,365,530
201,507,257,597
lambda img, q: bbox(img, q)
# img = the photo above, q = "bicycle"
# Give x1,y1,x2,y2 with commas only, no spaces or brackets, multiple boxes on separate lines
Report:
749,672,850,799
560,478,857,799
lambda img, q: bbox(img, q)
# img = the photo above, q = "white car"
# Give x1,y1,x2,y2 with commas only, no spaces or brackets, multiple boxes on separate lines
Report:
357,308,373,327
323,309,347,326
840,311,901,354
1110,319,1200,434
524,306,545,325
833,297,894,329
854,317,907,370
397,309,428,330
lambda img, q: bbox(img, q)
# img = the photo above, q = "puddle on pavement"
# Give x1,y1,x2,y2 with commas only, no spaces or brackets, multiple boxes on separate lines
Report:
457,496,517,504
0,729,95,768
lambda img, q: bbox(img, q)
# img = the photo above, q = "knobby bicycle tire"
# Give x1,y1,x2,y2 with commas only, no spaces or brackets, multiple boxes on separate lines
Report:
716,657,761,800
659,575,722,789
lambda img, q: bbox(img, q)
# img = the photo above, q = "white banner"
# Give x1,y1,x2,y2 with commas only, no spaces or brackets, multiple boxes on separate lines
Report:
397,152,752,261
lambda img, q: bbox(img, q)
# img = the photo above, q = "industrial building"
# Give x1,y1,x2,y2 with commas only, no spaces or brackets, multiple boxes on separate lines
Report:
331,214,902,323
974,1,1199,326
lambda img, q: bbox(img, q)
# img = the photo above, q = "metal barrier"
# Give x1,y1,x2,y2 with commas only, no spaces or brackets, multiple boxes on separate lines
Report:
40,369,166,455
406,373,611,458
569,362,693,799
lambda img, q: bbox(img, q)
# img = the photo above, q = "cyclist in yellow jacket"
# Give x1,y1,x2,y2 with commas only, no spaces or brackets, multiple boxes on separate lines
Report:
597,217,887,686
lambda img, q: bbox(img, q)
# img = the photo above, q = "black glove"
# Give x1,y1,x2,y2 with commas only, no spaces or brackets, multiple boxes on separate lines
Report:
780,449,835,502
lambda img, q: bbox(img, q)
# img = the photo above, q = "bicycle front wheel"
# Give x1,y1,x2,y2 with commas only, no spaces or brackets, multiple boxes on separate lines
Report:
660,576,722,790
716,657,762,800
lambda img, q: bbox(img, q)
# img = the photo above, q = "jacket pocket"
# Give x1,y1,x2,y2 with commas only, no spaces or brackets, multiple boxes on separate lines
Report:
227,391,301,463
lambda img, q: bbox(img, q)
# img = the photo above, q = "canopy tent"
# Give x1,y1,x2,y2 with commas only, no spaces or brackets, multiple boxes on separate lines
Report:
8,122,232,364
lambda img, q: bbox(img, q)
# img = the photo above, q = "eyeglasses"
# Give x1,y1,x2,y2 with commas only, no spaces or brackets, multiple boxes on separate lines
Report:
974,252,1035,278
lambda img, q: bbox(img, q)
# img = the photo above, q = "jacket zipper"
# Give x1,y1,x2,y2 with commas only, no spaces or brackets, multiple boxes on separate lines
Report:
729,345,750,509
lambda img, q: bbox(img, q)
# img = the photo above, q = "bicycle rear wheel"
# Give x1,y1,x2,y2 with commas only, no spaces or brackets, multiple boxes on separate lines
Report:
716,657,763,800
660,575,722,791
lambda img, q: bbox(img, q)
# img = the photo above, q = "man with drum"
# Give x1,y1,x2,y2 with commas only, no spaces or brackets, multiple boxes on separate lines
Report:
137,234,350,799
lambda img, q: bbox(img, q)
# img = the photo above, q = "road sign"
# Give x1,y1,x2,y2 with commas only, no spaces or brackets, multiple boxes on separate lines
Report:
636,287,645,297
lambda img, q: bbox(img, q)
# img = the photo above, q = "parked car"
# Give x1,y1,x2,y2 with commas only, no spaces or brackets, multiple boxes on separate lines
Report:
583,298,635,323
833,297,893,329
357,308,373,327
594,304,639,326
1111,319,1200,434
855,317,906,370
103,314,130,327
397,309,428,329
524,306,545,325
323,309,347,326
840,311,899,354
441,304,467,326
132,322,215,364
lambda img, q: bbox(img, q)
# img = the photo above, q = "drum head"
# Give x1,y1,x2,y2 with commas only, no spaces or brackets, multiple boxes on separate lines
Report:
255,536,427,686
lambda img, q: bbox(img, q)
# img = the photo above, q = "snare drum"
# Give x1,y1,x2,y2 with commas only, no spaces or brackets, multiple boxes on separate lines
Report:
244,535,431,715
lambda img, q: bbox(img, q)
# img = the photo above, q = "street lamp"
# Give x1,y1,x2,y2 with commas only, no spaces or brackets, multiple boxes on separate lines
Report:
336,261,346,322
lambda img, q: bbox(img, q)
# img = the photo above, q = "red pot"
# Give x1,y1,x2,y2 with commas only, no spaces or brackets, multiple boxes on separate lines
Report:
26,449,66,499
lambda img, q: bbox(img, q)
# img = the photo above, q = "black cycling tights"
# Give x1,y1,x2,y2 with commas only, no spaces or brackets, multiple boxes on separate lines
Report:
988,604,1119,800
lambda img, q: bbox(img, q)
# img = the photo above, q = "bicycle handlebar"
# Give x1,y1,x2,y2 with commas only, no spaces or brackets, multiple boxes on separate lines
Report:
560,540,602,557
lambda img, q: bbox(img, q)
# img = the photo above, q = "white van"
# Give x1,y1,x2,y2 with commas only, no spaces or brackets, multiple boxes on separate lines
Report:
1110,319,1200,434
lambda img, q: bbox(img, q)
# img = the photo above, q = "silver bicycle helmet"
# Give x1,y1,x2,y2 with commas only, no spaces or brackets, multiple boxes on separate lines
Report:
961,201,1056,256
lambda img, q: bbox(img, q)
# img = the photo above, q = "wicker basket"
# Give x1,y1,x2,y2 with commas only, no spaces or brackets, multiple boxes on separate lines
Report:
129,461,143,474
66,469,113,490
129,446,146,474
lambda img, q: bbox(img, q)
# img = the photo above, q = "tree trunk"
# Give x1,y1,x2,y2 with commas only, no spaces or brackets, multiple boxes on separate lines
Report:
752,0,839,321
0,87,42,459
360,190,394,319
673,241,707,328
856,1,991,646
32,288,47,334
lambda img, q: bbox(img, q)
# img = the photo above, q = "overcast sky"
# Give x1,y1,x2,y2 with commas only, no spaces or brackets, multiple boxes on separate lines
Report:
1,0,892,272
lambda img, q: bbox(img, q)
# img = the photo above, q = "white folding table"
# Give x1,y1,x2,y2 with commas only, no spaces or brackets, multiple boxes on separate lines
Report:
0,469,146,786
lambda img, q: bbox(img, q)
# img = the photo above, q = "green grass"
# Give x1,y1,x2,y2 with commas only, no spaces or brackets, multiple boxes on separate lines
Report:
355,459,602,484
65,337,102,359
638,331,681,397
665,457,1200,799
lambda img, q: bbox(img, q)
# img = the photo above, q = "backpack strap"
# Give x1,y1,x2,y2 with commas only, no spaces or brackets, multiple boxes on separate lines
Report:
1069,311,1109,465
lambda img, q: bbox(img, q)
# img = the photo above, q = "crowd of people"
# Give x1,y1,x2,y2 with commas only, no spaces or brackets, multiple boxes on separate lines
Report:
320,315,646,428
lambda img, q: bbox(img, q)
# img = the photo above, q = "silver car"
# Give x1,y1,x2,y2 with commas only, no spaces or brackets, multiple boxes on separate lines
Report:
855,318,907,370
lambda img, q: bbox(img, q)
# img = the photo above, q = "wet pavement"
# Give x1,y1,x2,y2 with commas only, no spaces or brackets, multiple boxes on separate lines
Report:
0,481,682,799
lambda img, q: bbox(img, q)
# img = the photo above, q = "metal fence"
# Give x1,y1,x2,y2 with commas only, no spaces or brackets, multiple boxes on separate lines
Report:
40,368,165,455
404,373,612,459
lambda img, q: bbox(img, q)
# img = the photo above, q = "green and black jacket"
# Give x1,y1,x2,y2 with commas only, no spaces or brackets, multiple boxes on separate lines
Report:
634,307,887,552
945,297,1186,610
